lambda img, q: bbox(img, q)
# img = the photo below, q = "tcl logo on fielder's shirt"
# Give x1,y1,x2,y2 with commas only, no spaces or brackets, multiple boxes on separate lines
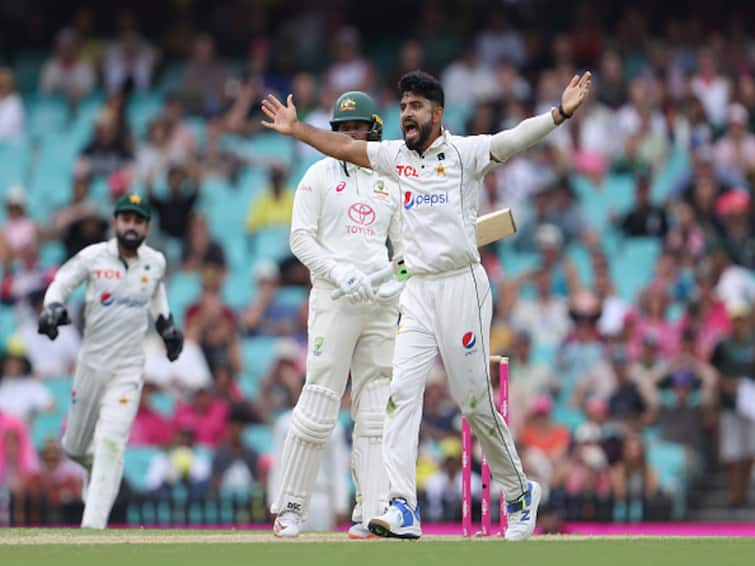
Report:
403,191,449,210
396,165,419,178
94,269,123,280
346,202,376,236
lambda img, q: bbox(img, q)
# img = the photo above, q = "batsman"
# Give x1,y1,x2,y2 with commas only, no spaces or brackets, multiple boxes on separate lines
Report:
271,91,403,539
263,70,591,540
38,194,184,529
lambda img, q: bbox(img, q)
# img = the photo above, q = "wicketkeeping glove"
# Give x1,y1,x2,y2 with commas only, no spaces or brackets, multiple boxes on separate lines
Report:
156,314,184,362
37,302,71,340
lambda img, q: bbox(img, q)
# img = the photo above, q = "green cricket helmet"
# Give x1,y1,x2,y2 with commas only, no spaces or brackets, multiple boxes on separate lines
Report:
330,91,383,141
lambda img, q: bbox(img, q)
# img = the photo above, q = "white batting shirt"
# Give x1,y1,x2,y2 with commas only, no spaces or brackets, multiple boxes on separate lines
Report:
44,239,170,371
290,157,402,288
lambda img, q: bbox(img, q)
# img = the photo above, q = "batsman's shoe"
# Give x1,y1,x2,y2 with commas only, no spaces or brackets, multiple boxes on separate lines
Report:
504,481,541,541
273,511,301,538
348,523,377,540
368,498,421,539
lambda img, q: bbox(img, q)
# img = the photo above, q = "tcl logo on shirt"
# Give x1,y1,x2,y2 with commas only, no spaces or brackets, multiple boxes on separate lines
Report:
396,165,420,178
94,269,123,280
403,191,449,210
346,202,377,236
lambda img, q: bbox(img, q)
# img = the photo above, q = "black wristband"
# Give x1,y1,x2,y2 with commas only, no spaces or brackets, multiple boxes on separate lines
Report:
558,103,573,120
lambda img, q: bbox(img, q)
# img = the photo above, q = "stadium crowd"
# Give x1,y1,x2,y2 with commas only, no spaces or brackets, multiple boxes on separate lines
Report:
0,1,753,529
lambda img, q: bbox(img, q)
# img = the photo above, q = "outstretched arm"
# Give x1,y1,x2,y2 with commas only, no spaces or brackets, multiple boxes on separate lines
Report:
490,72,591,163
261,94,371,168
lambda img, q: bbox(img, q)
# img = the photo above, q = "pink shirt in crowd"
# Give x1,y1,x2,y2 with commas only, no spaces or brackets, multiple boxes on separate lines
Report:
0,411,39,479
130,405,175,447
172,400,229,447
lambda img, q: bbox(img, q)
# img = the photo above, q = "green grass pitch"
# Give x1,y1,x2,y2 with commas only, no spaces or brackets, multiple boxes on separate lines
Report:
1,529,753,566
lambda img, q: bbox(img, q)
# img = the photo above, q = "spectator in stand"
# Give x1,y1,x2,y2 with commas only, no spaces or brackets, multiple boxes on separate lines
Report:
596,50,627,109
184,266,241,375
129,381,175,447
50,169,108,260
385,39,425,103
420,366,458,442
690,47,730,128
18,289,80,378
181,214,226,271
102,12,158,94
1,187,38,266
254,338,305,424
144,428,212,497
520,394,571,467
628,334,668,405
161,95,196,161
244,165,294,235
210,405,261,495
136,119,175,182
146,163,201,240
711,301,755,506
25,439,83,507
507,329,555,436
182,34,229,115
665,200,707,265
199,118,243,182
679,263,732,361
626,285,679,360
0,67,24,140
423,438,478,522
715,191,754,270
1,243,53,306
606,346,654,426
240,261,298,338
78,109,134,179
610,433,660,521
475,12,526,69
714,104,755,186
594,256,629,338
710,244,755,308
324,27,375,95
509,268,571,356
618,173,669,238
173,388,229,448
441,44,497,107
0,336,54,421
40,28,95,105
0,411,38,499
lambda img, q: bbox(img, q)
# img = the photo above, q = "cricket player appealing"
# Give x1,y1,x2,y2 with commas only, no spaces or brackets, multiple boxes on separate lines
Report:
38,194,184,529
271,92,403,539
262,69,591,540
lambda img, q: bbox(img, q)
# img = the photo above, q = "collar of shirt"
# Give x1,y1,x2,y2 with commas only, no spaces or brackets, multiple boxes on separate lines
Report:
410,128,453,158
106,238,143,267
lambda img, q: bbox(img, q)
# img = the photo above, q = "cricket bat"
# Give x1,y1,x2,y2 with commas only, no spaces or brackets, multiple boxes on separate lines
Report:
332,208,517,299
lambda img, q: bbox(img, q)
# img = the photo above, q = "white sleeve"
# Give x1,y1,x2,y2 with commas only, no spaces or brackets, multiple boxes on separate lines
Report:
289,165,338,280
489,112,558,164
387,206,403,261
44,250,90,306
149,255,171,320
366,141,400,178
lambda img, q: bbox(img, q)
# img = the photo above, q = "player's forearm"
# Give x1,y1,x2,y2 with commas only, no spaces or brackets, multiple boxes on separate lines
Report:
490,112,558,162
291,121,370,168
289,230,337,280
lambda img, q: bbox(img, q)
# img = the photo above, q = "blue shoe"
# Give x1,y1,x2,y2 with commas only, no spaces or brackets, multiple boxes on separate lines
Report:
368,498,422,539
504,481,541,541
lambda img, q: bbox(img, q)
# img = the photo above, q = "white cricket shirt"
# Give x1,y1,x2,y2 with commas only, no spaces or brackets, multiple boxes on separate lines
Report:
367,130,494,275
290,157,402,288
44,239,170,370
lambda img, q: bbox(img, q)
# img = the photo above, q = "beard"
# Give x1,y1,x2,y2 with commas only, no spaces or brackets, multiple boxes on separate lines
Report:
403,119,433,151
116,229,145,251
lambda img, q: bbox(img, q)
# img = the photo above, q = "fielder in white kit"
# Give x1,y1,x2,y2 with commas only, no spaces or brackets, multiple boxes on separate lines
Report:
38,194,183,529
272,91,403,539
262,69,591,540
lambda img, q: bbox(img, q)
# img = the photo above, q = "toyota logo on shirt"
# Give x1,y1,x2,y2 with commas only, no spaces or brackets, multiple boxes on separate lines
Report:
346,202,376,236
348,203,376,226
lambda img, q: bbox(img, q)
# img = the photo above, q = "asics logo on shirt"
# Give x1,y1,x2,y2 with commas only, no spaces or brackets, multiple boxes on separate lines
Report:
403,191,449,210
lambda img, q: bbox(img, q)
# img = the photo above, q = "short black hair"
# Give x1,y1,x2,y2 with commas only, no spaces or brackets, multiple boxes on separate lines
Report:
398,70,444,108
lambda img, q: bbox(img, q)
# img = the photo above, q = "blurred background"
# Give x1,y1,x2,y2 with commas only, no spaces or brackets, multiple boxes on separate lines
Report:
0,0,753,531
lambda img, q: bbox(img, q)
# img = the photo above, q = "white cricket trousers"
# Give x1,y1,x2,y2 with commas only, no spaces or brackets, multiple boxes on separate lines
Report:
384,263,528,507
62,359,143,528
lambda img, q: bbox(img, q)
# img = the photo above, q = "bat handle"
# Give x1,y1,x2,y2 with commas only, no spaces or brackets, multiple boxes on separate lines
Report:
330,263,397,300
